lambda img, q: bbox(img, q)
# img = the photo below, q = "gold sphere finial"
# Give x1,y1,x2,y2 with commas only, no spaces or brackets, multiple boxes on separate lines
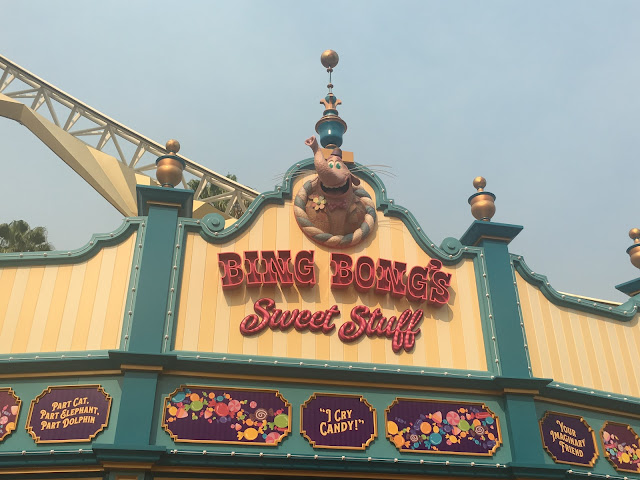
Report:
630,228,640,244
469,176,495,221
166,139,180,154
321,50,339,70
473,176,487,192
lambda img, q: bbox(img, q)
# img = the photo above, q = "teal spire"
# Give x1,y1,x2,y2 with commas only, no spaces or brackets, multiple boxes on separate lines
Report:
315,50,347,149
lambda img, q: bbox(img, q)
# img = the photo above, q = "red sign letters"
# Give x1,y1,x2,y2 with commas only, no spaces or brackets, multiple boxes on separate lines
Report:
218,250,453,353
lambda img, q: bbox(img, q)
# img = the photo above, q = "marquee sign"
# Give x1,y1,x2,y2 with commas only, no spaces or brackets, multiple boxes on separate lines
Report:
301,393,376,449
162,386,290,445
0,388,20,443
386,398,501,455
220,250,453,354
539,411,598,466
26,385,111,443
601,422,640,473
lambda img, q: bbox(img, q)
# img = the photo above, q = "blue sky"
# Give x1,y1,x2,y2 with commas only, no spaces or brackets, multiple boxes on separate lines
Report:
1,1,639,301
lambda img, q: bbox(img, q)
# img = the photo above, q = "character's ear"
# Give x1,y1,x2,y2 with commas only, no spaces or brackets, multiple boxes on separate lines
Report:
350,174,360,186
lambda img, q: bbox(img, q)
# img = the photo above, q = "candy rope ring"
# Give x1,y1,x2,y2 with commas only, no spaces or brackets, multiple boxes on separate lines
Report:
294,180,377,248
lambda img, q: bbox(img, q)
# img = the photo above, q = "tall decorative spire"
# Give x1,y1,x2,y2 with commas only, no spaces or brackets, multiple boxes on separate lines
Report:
315,50,347,149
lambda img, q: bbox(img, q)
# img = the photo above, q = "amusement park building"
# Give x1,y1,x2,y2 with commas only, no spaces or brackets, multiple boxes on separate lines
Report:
2,51,640,480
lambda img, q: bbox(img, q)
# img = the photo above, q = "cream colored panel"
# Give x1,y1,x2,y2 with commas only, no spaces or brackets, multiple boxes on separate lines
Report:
175,178,488,371
0,235,135,354
517,271,640,398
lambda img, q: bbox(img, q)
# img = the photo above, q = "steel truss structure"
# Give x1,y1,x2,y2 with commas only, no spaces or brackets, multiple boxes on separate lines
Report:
0,54,258,218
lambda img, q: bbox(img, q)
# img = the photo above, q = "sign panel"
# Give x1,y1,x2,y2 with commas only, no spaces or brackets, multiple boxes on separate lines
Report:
26,385,111,443
386,398,501,455
602,421,640,473
301,393,376,449
0,388,21,443
163,386,290,445
539,411,598,466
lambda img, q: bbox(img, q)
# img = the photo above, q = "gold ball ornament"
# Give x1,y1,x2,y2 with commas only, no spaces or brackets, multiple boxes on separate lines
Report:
321,50,339,69
473,176,487,191
629,228,640,243
166,139,181,154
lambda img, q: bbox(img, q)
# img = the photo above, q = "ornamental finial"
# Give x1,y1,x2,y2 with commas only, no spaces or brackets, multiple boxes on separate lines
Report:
468,177,496,222
627,228,640,269
315,50,347,149
155,139,185,188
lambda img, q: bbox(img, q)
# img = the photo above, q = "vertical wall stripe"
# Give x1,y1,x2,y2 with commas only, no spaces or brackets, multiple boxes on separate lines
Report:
85,248,118,350
557,307,581,385
85,246,117,349
101,236,135,349
0,269,18,336
596,318,621,393
174,233,194,350
56,261,88,351
26,266,59,352
40,265,73,352
10,266,45,353
182,235,207,351
197,237,220,352
0,268,29,354
71,250,104,350
568,311,594,388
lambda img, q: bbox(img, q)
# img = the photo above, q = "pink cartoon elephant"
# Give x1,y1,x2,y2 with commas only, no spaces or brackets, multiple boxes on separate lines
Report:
300,136,369,237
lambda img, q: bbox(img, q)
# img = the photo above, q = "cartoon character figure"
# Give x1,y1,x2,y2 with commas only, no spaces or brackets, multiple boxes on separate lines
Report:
293,136,376,248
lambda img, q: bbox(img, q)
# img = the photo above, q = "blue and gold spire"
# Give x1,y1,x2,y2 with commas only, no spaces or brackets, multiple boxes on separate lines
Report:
315,50,347,149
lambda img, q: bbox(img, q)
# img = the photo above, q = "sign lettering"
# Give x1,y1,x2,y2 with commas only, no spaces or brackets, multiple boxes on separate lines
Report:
27,385,111,443
301,393,376,449
539,412,598,466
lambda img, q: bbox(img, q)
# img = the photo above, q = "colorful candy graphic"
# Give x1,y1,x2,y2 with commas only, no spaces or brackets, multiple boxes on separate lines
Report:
163,386,290,445
0,389,20,443
386,399,501,455
601,422,640,473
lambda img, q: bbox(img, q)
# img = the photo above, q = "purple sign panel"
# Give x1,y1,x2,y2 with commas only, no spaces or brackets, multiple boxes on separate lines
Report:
0,388,21,443
602,422,640,473
27,385,111,443
539,412,598,466
386,398,501,455
301,393,376,450
162,386,290,445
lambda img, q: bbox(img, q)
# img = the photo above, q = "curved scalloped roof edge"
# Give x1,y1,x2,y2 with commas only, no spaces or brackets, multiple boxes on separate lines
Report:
511,254,639,321
194,158,481,265
0,217,142,267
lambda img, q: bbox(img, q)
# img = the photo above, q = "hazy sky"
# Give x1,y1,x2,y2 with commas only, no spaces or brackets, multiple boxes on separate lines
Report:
1,1,639,302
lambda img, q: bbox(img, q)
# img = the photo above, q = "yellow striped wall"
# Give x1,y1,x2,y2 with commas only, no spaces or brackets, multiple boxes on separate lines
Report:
516,272,640,398
174,175,487,371
0,235,136,354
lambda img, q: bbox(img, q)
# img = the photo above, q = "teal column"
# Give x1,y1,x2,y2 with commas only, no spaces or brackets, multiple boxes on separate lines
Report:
128,185,194,354
462,220,554,471
461,220,526,378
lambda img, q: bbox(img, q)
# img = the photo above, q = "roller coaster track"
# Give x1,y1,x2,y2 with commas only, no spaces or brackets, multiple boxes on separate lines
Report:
0,54,258,219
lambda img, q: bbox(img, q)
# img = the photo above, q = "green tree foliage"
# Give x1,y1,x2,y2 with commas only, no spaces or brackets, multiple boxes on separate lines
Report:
187,174,245,218
0,220,53,253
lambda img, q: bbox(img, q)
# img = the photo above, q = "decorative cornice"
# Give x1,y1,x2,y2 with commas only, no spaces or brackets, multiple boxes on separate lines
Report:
188,158,477,265
511,254,639,321
0,218,141,267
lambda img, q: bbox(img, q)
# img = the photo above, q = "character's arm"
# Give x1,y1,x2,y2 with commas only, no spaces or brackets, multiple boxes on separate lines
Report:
305,136,325,165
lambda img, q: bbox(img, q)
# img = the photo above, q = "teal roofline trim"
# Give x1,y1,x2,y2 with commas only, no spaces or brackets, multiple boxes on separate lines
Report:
511,254,639,321
0,217,142,268
615,277,640,297
193,158,470,265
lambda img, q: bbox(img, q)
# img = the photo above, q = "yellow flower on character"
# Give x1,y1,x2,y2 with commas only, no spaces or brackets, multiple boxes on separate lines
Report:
312,196,326,211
